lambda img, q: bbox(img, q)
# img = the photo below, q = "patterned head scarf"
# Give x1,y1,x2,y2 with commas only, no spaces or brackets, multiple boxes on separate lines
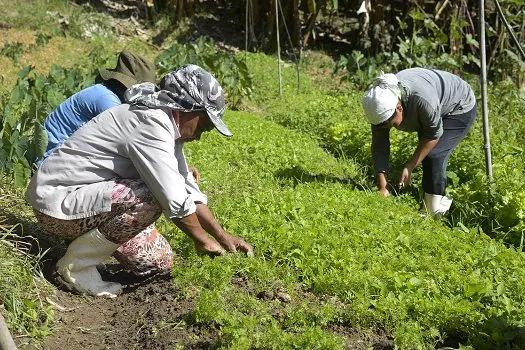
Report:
125,64,232,137
362,71,402,125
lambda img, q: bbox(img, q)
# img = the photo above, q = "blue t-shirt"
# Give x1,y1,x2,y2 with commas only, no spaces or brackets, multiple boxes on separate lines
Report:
41,84,121,161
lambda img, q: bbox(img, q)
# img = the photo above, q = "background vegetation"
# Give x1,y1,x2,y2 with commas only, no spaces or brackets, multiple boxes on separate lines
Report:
149,0,525,84
0,0,524,349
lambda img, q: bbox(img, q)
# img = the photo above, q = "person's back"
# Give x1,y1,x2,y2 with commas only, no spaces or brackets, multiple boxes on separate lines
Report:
39,50,156,163
396,68,475,117
43,84,120,159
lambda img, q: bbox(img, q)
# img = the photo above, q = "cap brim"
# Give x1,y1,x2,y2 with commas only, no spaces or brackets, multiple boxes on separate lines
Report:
207,112,232,137
98,69,137,89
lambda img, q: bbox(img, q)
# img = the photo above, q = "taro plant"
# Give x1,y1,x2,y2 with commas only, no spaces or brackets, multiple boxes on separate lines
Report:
334,50,383,90
0,64,93,187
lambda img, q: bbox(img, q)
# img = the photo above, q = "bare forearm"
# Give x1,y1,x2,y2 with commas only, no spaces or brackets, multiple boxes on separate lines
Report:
172,213,213,245
195,203,225,239
406,138,439,170
195,203,254,256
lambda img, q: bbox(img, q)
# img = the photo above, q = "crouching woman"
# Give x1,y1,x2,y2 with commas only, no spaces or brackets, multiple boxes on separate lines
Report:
25,64,253,298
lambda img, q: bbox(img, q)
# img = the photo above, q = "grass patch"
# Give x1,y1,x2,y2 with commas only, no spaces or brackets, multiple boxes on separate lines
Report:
0,1,524,348
0,214,54,339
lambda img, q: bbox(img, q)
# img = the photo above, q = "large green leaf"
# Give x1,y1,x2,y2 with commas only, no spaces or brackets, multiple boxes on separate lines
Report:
16,65,32,80
10,80,29,106
13,161,30,188
49,64,64,83
46,88,66,110
33,76,48,100
9,129,23,156
29,122,48,162
0,145,6,172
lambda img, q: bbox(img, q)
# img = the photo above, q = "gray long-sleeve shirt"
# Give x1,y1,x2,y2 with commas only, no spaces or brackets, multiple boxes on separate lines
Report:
371,68,476,174
25,104,207,220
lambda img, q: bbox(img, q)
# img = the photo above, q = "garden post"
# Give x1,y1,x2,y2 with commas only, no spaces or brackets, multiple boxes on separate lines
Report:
479,0,493,179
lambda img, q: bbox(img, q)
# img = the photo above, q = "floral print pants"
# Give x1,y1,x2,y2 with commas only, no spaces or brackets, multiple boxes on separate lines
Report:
34,179,173,276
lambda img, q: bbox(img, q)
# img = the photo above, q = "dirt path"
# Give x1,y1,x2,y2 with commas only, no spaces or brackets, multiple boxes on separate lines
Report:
19,265,218,350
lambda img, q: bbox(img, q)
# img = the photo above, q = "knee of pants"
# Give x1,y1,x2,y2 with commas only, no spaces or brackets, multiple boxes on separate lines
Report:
423,153,448,174
130,201,163,225
114,247,173,276
153,254,173,274
135,254,173,276
113,226,173,275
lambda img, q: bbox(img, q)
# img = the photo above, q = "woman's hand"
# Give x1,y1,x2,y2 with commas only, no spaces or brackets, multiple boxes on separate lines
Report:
195,203,254,257
194,239,226,256
398,167,412,189
215,232,254,257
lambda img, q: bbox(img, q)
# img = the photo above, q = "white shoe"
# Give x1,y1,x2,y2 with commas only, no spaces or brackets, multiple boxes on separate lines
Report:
423,193,452,216
56,228,122,298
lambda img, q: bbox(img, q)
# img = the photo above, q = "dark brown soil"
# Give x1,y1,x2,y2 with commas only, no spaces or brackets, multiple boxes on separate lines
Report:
15,260,219,350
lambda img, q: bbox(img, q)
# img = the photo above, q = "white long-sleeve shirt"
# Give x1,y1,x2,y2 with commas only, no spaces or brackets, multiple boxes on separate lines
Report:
25,104,207,220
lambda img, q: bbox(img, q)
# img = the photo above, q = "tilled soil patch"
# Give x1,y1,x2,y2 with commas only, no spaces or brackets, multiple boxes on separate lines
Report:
18,265,218,350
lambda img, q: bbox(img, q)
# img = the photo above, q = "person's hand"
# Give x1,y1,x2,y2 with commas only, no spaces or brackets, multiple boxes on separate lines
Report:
378,187,390,197
398,167,412,190
194,239,226,257
215,232,254,257
189,166,201,184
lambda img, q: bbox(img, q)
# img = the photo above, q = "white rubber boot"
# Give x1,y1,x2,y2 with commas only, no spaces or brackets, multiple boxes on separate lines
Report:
424,193,452,216
56,228,122,298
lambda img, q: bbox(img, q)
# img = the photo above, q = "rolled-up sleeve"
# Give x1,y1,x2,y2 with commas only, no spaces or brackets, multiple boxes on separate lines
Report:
125,113,196,219
371,125,390,175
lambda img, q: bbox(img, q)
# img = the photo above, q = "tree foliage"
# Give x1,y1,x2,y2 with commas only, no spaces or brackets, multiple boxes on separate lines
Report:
150,0,525,84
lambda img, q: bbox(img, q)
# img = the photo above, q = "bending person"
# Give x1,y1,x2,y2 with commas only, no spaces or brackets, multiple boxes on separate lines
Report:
361,68,476,215
25,64,253,298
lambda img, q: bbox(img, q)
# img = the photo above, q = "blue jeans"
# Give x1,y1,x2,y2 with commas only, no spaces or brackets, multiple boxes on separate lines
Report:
421,105,477,195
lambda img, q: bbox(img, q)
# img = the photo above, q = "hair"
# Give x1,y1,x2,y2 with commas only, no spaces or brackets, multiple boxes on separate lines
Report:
102,79,127,102
376,110,397,128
